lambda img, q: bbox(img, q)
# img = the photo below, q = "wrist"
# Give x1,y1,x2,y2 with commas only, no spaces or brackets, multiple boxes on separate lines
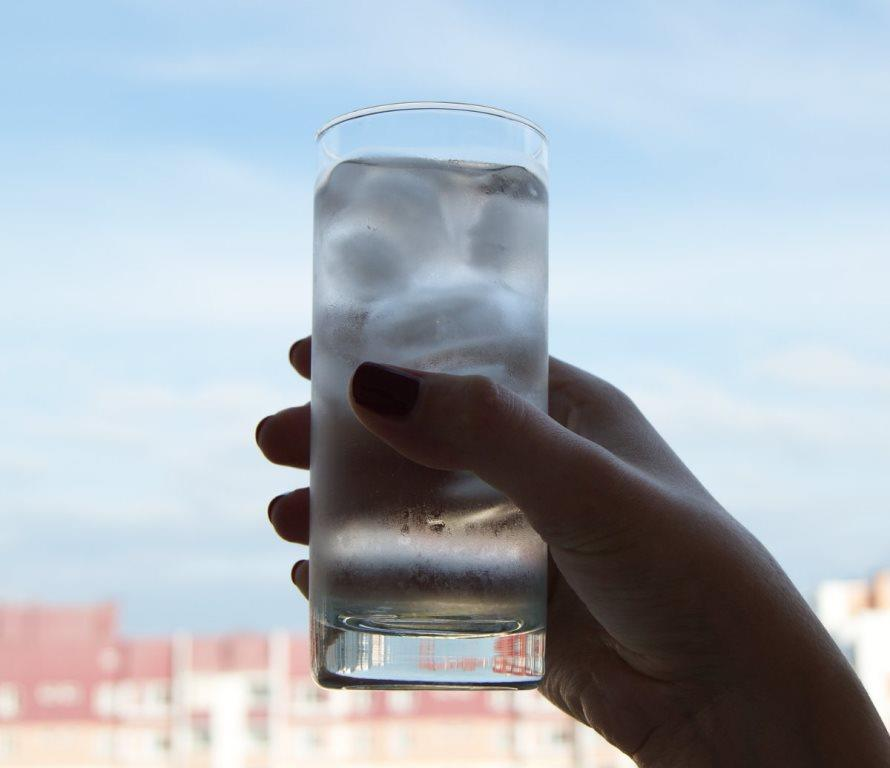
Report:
637,643,889,768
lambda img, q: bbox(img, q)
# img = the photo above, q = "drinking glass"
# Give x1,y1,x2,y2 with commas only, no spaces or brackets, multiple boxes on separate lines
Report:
311,102,548,688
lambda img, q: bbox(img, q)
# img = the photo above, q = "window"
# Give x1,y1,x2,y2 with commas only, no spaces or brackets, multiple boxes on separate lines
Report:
387,727,413,756
188,676,215,710
386,690,415,713
249,680,270,707
152,732,171,754
487,690,513,713
43,727,77,750
514,692,537,713
326,689,351,715
249,721,268,746
144,681,172,714
430,690,474,701
305,686,325,703
93,682,114,717
353,727,373,753
292,682,327,714
191,724,211,750
115,728,138,760
293,727,323,755
35,682,81,707
329,725,357,758
0,733,16,758
370,633,386,667
94,730,115,760
491,725,513,751
513,722,537,753
515,691,554,714
114,681,138,717
0,684,19,719
349,689,373,714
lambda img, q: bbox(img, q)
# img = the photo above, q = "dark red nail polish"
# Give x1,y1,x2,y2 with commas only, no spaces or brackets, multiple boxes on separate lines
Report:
255,416,271,442
288,340,303,368
291,560,307,585
352,363,420,418
268,494,285,523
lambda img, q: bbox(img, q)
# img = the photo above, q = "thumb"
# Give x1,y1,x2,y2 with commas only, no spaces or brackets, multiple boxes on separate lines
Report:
348,362,639,548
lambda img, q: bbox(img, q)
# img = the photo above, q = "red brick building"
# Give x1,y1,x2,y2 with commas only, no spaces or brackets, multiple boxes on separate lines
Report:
0,604,631,767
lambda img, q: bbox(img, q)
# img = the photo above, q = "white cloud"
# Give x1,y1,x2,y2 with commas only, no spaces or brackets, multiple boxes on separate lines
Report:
0,147,314,330
628,366,890,450
14,495,197,526
598,357,890,529
2,373,308,529
134,1,890,141
153,551,291,585
617,361,890,593
141,47,321,83
755,344,890,393
548,228,890,339
67,380,294,448
3,254,311,330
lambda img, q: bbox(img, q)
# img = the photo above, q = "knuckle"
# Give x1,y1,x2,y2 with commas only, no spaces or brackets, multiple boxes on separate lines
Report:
461,376,515,439
466,374,503,409
588,378,643,427
598,378,635,412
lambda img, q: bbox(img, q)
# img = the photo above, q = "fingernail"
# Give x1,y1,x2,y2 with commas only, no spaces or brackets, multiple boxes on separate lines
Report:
351,363,420,418
255,416,271,442
291,560,307,586
268,494,285,523
288,339,304,368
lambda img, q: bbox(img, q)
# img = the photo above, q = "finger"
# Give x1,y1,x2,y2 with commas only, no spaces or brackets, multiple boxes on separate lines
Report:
268,488,309,544
255,404,310,468
348,362,649,550
288,336,311,380
548,356,628,427
291,560,309,599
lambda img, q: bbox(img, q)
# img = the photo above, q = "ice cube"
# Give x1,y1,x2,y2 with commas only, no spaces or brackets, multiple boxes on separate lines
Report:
478,165,547,200
316,159,458,301
467,166,547,279
320,159,450,257
357,163,448,247
364,280,534,372
321,227,409,303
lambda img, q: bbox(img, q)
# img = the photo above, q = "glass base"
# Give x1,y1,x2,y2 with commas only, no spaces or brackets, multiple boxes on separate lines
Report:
312,616,545,690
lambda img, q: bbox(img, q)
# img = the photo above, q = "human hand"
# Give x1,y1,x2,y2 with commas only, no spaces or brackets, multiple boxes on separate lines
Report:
256,337,890,767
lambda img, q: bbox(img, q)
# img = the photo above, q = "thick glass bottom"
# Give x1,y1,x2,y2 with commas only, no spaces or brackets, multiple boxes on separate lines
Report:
311,614,545,690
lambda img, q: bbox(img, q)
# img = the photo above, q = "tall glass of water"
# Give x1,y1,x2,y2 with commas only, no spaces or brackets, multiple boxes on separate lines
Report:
311,103,548,688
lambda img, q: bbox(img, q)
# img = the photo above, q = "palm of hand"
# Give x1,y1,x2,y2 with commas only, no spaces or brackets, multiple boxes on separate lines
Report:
540,361,700,755
541,360,814,761
257,346,818,764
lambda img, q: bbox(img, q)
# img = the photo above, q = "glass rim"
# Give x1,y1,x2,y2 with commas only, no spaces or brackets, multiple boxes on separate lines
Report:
316,101,547,142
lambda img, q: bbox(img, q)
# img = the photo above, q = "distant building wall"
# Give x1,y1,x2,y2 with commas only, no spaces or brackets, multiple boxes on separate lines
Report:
5,576,887,768
815,569,890,729
0,603,628,768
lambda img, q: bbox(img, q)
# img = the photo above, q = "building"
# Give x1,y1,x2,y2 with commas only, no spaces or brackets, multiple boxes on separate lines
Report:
0,604,632,768
815,569,890,728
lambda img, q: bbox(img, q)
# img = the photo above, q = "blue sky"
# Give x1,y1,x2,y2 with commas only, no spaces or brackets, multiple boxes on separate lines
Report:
2,0,889,633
